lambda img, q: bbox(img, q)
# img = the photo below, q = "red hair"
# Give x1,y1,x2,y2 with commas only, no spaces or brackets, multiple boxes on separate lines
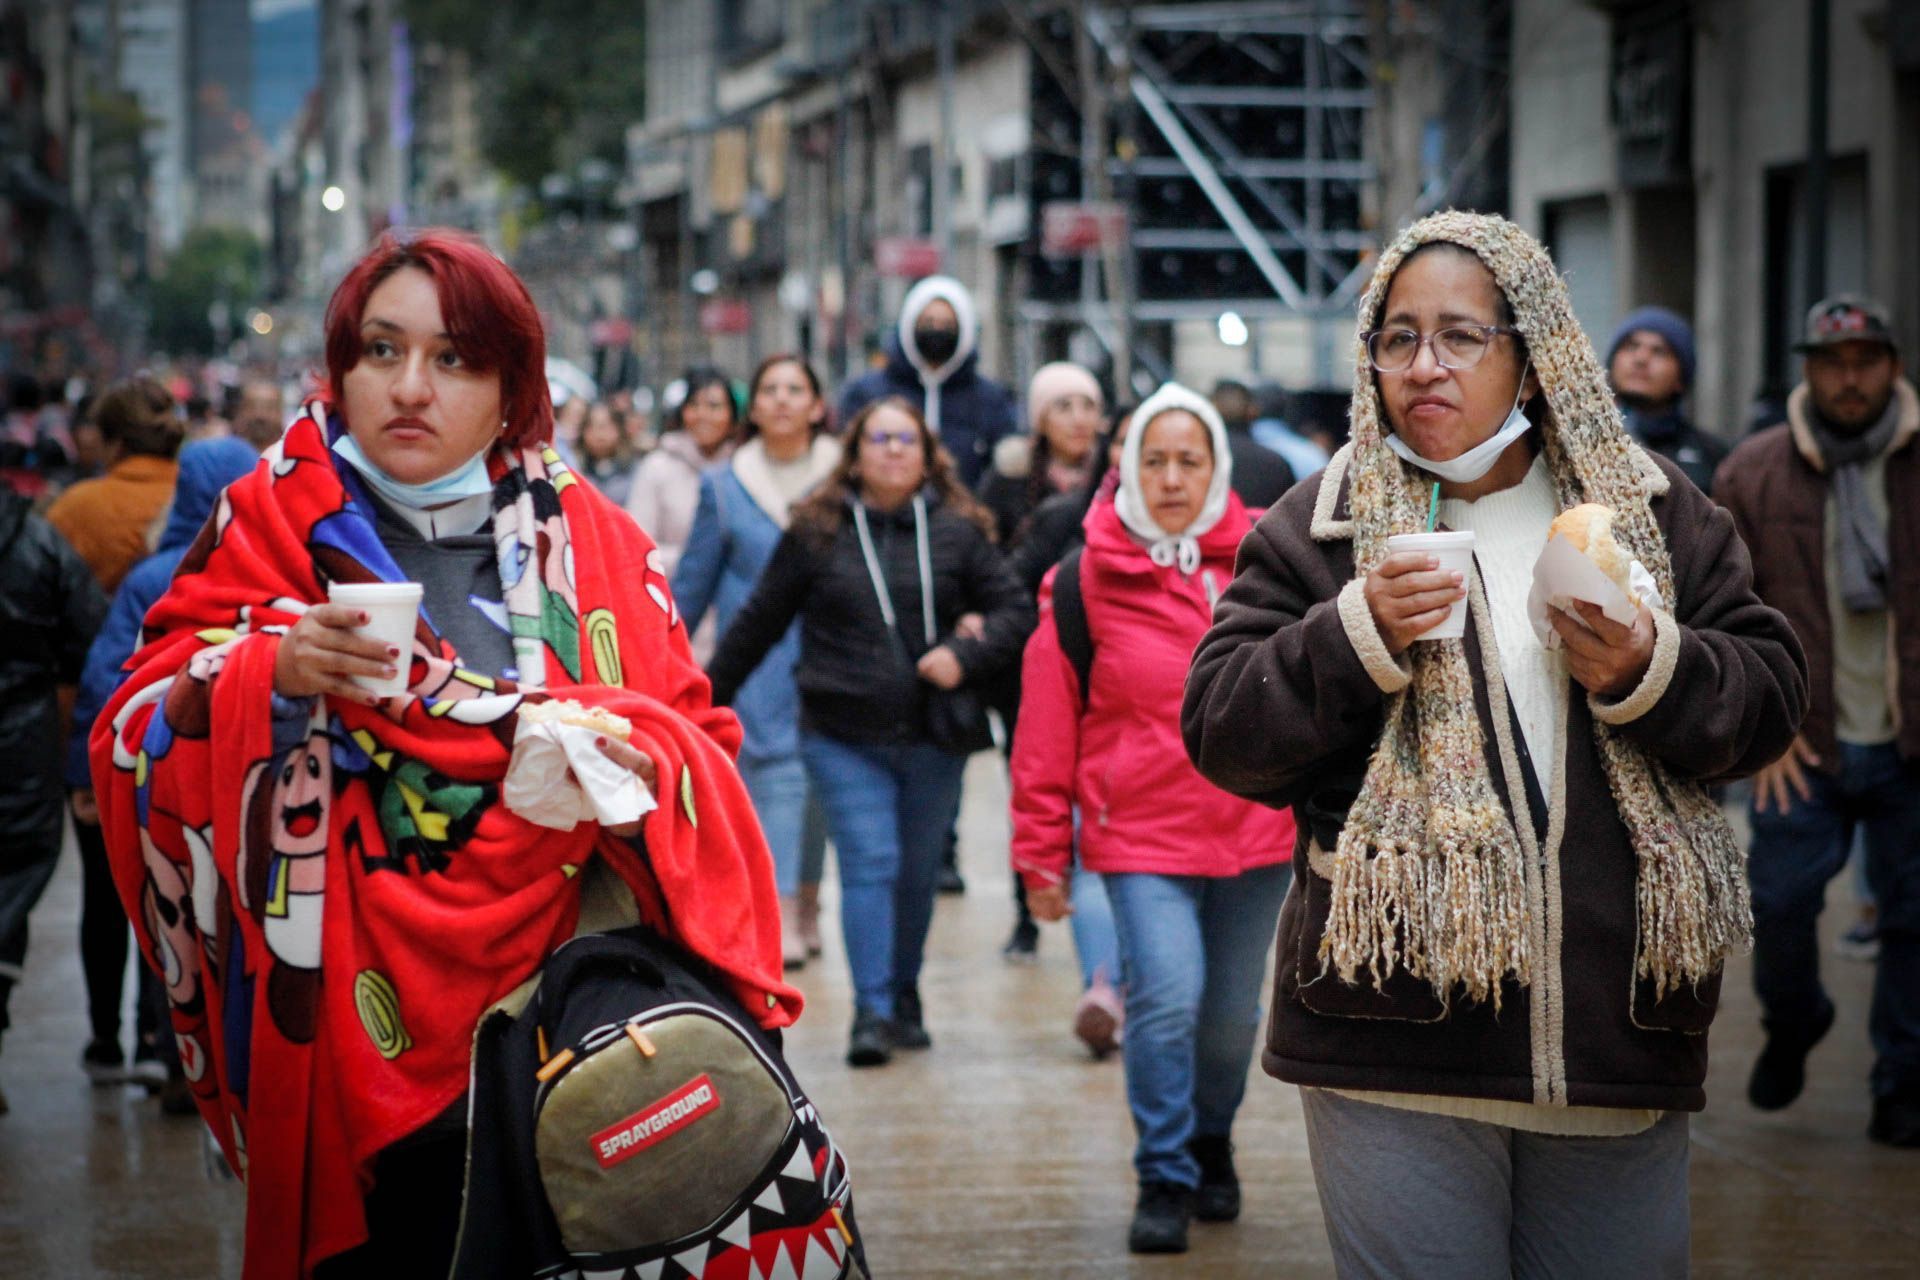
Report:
323,228,553,447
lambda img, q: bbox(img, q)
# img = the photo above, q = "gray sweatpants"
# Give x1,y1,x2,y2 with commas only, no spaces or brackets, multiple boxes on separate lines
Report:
1299,1088,1691,1279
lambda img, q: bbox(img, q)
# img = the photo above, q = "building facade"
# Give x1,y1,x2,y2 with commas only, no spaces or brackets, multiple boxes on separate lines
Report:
1509,0,1920,438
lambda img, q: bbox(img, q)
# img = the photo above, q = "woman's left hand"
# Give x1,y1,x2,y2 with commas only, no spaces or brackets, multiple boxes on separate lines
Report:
594,735,658,839
916,644,965,690
1552,600,1655,698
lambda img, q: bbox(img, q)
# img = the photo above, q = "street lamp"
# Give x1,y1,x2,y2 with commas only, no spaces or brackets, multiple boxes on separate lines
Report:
321,185,346,212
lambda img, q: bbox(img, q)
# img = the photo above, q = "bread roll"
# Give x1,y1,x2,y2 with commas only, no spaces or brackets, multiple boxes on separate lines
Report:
1548,503,1637,601
520,697,633,739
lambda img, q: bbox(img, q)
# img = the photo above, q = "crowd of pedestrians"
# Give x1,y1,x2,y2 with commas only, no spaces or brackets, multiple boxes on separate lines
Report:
0,210,1913,1275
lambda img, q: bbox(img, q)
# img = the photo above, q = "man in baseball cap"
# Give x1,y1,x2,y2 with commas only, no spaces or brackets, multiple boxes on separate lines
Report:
1713,292,1920,1148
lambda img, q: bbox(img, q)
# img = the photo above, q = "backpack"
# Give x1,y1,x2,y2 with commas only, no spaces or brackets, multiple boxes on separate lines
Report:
1052,547,1095,703
454,925,868,1280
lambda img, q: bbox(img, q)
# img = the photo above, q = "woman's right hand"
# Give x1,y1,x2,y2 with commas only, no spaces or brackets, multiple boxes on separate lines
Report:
273,603,401,703
1027,882,1072,922
1364,552,1466,656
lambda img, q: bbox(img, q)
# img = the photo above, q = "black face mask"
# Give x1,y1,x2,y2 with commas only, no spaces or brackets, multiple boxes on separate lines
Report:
913,324,960,365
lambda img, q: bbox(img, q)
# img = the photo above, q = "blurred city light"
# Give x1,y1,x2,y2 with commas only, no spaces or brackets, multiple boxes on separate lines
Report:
1217,311,1249,347
321,185,345,212
249,310,274,336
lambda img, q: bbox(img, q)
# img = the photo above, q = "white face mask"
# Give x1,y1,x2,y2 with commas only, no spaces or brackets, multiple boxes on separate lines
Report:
1384,364,1534,484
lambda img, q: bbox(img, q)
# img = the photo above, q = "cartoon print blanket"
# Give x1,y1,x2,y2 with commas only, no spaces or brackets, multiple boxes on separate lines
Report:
90,404,799,1279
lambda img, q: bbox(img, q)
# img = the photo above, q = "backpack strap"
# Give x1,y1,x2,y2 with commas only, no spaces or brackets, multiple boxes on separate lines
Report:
1052,546,1094,704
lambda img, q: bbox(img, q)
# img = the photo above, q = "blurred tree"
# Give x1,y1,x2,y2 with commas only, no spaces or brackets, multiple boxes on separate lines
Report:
401,0,646,191
147,228,264,354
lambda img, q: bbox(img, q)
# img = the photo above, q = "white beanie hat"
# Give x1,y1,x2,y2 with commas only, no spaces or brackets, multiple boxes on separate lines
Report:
1025,361,1103,434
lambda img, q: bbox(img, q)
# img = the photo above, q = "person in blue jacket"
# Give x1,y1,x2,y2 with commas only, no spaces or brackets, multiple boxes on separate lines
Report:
838,275,1018,490
672,355,841,969
66,436,258,1106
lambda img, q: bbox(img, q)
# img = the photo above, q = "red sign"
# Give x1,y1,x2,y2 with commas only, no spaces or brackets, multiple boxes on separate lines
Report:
590,1074,722,1169
698,299,753,336
875,237,943,279
590,316,633,347
1041,202,1128,258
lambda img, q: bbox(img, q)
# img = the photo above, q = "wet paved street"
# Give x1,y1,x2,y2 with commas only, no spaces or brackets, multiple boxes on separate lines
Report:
2,756,1916,1276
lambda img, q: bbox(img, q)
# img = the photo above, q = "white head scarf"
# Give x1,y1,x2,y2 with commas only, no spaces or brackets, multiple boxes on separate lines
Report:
1115,381,1235,574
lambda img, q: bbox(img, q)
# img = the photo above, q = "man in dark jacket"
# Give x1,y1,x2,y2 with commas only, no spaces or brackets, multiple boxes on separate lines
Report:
1606,306,1726,496
838,275,1018,490
1210,380,1297,509
0,489,107,1114
1714,294,1920,1147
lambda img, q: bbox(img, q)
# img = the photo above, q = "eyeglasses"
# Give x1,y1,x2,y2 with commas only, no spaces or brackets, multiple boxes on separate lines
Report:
1364,324,1520,373
864,429,919,449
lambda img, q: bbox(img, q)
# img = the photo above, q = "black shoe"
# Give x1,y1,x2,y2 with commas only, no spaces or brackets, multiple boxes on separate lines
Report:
1869,1092,1920,1148
158,1070,199,1117
81,1040,126,1086
1748,998,1836,1111
1128,1180,1194,1254
1189,1133,1240,1222
847,1009,893,1068
890,989,932,1050
937,863,966,895
1001,917,1039,965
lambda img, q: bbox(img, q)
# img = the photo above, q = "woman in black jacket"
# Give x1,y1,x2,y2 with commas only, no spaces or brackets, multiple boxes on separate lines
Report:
710,397,1035,1066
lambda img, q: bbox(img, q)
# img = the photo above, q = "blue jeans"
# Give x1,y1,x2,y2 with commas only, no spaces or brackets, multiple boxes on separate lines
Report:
738,753,808,898
1069,865,1121,990
801,733,967,1018
1749,741,1920,1097
1105,863,1292,1187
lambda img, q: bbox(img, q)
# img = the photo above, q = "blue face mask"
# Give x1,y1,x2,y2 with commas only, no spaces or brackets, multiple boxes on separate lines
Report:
331,432,497,509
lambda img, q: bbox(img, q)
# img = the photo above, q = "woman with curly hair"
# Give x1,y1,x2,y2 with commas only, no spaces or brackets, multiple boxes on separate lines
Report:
1184,212,1806,1274
709,397,1034,1066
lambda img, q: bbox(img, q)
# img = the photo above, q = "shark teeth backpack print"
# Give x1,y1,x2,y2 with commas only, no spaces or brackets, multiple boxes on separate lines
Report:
454,927,867,1280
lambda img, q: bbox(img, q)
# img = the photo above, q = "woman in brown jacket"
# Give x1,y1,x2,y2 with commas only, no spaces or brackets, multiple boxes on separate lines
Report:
1183,212,1805,1277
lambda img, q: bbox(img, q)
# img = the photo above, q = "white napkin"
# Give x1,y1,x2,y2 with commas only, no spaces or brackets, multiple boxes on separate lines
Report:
502,718,658,831
1528,534,1665,649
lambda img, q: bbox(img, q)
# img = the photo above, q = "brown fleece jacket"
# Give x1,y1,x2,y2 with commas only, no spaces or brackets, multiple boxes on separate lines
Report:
1183,445,1805,1111
1712,378,1920,770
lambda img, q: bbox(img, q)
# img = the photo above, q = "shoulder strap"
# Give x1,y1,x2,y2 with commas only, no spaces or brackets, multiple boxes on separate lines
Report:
1052,546,1094,703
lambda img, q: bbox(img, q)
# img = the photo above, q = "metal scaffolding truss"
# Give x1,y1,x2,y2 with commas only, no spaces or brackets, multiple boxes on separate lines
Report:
1086,0,1375,314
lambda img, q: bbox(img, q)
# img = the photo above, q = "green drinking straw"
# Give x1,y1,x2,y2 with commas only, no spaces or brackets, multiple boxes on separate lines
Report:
1425,480,1441,532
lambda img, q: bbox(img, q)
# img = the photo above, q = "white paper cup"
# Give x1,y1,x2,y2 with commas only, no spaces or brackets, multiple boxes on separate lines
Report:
326,581,423,697
1386,530,1476,641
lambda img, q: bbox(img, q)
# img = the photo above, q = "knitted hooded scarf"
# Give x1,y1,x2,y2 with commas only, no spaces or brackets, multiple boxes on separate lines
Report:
1326,211,1749,1009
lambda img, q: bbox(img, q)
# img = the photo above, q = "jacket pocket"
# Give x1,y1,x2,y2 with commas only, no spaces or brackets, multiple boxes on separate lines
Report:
1292,840,1448,1023
1629,966,1722,1035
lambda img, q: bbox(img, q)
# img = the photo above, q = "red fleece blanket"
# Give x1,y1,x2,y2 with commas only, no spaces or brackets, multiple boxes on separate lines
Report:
91,406,799,1278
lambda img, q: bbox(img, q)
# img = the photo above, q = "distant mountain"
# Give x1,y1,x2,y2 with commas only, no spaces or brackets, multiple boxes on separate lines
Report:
252,1,317,146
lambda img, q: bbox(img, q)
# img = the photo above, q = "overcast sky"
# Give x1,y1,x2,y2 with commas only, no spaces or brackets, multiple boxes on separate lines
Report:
250,0,313,20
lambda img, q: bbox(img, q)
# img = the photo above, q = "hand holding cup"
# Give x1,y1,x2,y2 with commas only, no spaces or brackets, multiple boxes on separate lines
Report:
1365,548,1469,656
273,603,403,704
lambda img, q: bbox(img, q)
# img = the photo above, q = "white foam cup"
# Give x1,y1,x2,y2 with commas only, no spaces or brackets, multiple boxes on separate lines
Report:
1385,530,1476,641
326,581,423,698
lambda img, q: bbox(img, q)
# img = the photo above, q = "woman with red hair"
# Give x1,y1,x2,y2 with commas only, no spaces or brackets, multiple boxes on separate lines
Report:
90,229,797,1277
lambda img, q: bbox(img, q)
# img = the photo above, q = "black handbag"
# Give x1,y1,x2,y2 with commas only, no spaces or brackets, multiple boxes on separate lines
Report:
852,495,995,755
921,683,995,755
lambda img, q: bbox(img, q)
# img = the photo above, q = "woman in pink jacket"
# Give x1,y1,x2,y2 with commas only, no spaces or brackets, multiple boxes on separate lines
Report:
1011,382,1296,1256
